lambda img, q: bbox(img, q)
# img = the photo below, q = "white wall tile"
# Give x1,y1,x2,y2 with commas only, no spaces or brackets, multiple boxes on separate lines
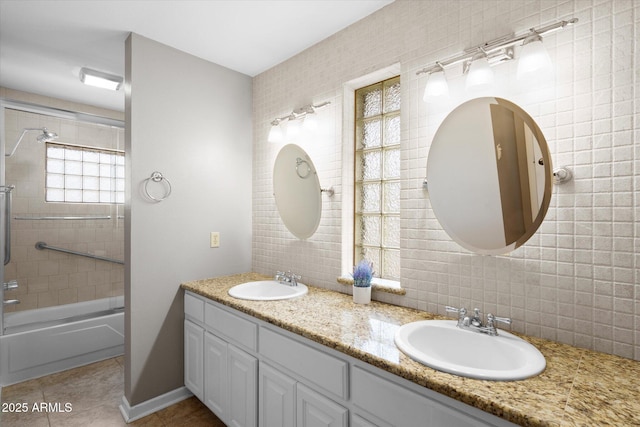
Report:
253,0,639,361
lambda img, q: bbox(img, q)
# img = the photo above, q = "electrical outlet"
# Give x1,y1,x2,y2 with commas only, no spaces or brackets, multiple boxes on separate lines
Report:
210,232,220,248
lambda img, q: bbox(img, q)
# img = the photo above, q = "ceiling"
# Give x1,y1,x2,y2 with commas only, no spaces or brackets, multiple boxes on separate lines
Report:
0,0,393,112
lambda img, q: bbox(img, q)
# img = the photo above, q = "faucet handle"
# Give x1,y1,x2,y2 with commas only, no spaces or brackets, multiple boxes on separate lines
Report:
445,305,460,315
445,306,467,318
487,313,512,326
486,313,512,335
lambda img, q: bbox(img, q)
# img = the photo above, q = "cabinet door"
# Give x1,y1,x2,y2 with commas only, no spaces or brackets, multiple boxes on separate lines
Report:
184,320,204,400
204,332,228,420
260,363,296,427
297,383,348,427
352,413,392,427
228,344,258,427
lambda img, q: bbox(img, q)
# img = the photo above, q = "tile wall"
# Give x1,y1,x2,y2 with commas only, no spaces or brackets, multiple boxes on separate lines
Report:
252,0,639,360
3,108,124,312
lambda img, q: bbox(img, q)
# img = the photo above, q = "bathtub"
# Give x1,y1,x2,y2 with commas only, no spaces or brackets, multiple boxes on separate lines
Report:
0,297,124,386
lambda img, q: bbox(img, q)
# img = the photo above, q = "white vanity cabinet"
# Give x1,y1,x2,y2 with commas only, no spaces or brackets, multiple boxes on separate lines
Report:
184,293,205,401
185,292,257,427
203,332,227,417
184,291,517,427
351,366,514,427
297,383,348,427
184,320,204,401
259,362,348,427
259,362,296,427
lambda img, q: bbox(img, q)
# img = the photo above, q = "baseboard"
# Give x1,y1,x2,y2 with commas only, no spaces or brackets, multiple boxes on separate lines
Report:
119,386,193,423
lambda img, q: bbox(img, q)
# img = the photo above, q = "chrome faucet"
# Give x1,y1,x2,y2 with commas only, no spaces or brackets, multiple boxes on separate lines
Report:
445,306,511,336
275,271,301,287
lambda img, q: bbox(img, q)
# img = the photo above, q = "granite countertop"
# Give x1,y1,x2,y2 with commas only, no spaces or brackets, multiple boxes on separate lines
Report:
181,273,640,427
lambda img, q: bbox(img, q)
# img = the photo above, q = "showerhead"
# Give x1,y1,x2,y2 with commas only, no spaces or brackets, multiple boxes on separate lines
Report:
36,128,58,143
5,127,59,157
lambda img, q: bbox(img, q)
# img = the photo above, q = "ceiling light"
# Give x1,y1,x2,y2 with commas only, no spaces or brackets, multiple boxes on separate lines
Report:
79,67,123,91
465,53,494,90
517,33,553,80
423,64,449,102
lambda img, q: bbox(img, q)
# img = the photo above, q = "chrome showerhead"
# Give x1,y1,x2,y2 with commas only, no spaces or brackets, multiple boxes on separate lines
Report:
5,127,59,157
36,128,58,143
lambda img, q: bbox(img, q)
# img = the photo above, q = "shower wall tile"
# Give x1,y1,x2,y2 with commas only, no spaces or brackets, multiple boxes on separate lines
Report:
3,108,124,312
252,0,639,361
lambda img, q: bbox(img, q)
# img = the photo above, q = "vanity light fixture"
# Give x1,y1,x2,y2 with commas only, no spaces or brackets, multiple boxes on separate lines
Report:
286,114,302,140
416,18,577,101
79,67,123,91
465,51,494,90
422,63,449,101
517,32,553,80
267,119,285,143
268,101,331,142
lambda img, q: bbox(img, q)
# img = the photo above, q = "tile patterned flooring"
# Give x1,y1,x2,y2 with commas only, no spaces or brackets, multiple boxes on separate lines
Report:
0,357,225,426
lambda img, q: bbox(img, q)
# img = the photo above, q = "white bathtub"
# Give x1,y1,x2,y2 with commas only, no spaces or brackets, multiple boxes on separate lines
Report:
0,297,124,386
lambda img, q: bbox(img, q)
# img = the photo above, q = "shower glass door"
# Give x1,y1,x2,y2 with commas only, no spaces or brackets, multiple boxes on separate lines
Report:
1,100,125,335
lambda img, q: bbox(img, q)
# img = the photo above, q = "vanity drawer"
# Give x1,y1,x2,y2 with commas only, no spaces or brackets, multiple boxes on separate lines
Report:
259,327,348,400
352,367,506,427
205,302,257,351
184,292,204,323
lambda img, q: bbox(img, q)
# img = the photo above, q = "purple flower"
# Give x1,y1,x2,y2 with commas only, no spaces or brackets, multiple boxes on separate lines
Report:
351,260,374,287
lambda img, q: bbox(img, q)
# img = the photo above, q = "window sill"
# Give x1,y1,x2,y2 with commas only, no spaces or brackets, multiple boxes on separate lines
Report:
337,276,406,296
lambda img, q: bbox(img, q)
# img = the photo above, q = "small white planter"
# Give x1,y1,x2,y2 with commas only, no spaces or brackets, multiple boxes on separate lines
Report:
353,286,371,304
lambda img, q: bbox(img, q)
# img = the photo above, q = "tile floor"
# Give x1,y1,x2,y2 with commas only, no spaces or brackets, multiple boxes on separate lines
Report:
0,357,225,426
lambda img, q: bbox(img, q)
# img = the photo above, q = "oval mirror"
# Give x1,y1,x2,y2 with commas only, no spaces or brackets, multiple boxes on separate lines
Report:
426,97,553,255
273,144,322,239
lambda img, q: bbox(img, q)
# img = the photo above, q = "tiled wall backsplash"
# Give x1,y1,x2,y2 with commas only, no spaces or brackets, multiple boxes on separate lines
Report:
3,108,124,311
252,0,639,360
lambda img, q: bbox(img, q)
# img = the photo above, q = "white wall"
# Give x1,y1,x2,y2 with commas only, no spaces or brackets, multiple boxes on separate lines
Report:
252,0,639,361
125,33,252,405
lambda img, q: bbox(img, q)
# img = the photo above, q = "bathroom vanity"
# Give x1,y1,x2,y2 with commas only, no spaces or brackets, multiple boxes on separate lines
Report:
182,273,640,427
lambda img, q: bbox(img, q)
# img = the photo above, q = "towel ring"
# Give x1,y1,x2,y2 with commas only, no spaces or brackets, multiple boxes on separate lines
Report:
143,171,172,202
296,157,312,179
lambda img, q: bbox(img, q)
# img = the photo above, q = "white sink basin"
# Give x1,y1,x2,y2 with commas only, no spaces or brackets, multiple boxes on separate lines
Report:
228,280,308,301
394,320,545,381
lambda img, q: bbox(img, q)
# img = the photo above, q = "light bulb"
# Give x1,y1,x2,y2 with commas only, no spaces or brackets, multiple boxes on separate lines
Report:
466,55,494,90
286,118,302,141
303,113,318,131
423,69,449,102
268,123,283,143
517,36,553,80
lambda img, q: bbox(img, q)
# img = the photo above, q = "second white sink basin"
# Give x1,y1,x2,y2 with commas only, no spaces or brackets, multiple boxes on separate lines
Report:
394,320,545,381
228,280,308,301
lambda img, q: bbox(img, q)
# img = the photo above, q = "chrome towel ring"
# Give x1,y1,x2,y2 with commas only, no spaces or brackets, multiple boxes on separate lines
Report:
143,171,172,202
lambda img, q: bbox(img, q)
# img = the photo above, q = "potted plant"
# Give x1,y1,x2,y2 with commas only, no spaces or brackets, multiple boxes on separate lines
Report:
352,260,373,304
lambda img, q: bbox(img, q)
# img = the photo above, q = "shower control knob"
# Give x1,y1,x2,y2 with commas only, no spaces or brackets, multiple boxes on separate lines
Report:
3,280,18,291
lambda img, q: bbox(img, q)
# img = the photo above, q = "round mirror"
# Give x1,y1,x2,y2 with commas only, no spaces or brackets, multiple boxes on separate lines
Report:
273,144,322,239
426,97,553,255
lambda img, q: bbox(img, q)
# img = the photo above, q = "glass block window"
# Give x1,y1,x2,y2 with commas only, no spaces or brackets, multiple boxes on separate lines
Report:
45,142,124,204
355,76,400,280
